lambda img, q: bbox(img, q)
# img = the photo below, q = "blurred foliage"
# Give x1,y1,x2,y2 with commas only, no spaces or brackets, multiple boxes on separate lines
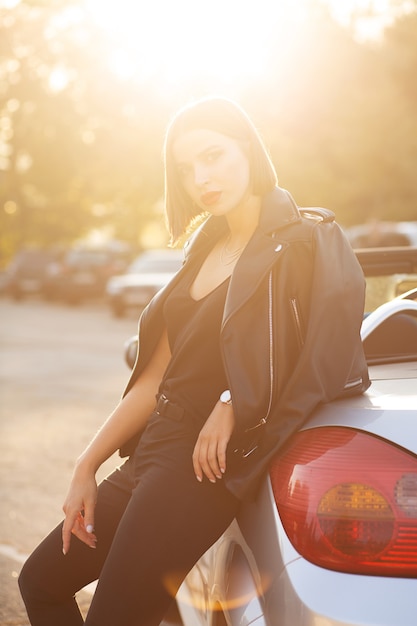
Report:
0,0,416,266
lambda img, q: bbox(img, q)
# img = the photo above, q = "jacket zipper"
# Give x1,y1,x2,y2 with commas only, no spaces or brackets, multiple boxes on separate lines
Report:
265,270,275,422
290,297,304,350
241,270,274,457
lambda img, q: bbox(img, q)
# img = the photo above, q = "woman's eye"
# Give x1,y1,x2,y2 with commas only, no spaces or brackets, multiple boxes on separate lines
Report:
205,150,222,163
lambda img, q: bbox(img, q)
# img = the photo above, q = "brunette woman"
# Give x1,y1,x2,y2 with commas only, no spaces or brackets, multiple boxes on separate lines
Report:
19,97,369,626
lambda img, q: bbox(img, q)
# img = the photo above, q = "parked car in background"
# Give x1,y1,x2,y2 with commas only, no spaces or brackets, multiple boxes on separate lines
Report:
4,248,65,301
346,220,417,248
346,223,417,304
124,246,417,626
106,248,183,317
44,242,132,304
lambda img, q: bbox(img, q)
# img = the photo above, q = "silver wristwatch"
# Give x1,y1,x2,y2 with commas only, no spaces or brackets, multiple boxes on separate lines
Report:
220,389,232,405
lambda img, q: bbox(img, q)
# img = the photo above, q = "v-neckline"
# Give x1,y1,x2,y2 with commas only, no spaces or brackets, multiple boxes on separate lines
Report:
189,274,231,303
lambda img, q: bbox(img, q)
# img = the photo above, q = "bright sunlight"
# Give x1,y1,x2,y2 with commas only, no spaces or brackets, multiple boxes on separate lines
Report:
326,0,401,40
85,0,338,89
82,0,398,89
84,0,308,85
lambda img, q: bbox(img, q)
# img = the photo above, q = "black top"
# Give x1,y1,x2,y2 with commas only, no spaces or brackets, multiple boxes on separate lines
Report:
159,263,230,425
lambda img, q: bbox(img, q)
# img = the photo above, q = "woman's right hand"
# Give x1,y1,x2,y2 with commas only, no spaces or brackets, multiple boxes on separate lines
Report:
61,465,98,555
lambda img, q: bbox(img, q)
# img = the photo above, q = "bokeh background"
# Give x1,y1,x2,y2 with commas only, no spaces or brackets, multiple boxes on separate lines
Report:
1,0,417,261
1,3,417,622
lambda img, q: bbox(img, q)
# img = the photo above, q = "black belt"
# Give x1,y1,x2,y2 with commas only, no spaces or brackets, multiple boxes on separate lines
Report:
155,394,185,421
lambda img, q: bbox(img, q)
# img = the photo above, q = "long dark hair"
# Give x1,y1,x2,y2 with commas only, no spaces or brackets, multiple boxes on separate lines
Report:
164,97,277,244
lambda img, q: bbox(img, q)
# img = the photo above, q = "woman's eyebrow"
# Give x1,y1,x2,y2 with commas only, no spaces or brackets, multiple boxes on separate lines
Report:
199,144,221,155
176,144,221,166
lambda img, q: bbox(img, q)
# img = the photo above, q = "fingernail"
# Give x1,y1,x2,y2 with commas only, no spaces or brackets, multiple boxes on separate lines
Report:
196,475,202,482
89,544,97,549
209,478,216,484
62,548,67,556
86,524,94,533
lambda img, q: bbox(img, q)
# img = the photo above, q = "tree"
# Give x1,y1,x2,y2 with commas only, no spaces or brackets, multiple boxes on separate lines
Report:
0,1,169,263
242,3,417,226
1,0,416,266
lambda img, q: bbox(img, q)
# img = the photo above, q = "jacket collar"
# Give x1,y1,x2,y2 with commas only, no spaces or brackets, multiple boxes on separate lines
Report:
183,187,302,327
225,188,302,325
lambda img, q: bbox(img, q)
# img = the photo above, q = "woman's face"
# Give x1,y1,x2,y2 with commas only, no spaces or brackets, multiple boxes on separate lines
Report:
172,129,252,216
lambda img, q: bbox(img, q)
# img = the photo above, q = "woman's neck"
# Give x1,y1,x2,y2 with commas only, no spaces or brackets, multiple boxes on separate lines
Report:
225,194,261,248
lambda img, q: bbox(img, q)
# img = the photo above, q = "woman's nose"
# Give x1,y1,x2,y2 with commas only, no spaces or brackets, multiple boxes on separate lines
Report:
193,163,210,187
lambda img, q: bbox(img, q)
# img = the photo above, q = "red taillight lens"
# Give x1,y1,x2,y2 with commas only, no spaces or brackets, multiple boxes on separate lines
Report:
270,427,417,577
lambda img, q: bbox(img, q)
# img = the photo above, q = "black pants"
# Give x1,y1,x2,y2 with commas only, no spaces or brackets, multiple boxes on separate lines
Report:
19,407,240,626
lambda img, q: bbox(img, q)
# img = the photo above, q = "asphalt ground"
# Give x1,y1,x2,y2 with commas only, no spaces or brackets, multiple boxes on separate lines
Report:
0,296,179,625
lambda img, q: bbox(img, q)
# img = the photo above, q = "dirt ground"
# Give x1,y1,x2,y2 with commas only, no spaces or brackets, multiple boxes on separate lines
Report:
0,296,139,625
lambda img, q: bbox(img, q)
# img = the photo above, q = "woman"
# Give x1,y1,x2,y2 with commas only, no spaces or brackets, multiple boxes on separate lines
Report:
19,97,369,626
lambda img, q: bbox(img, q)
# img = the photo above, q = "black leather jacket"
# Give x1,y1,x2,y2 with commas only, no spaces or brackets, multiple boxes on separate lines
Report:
120,187,370,499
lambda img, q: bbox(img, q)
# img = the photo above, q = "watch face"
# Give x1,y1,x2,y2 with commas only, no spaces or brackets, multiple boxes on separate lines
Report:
220,390,232,404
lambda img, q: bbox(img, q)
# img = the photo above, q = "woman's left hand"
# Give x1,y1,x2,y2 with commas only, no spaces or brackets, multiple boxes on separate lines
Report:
193,401,235,483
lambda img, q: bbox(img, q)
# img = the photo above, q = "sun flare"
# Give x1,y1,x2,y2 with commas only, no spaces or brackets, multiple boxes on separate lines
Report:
325,0,398,40
84,0,309,86
81,0,397,90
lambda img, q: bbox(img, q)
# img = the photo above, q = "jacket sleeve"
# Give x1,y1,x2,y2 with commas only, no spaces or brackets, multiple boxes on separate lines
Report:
269,221,369,441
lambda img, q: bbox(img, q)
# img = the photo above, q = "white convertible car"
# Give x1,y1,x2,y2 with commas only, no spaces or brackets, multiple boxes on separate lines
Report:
127,247,417,626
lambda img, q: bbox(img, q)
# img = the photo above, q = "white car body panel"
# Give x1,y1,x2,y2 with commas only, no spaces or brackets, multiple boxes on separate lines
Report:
306,370,417,456
361,299,417,341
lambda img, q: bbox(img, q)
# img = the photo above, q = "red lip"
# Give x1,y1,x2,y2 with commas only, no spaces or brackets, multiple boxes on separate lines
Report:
201,191,221,207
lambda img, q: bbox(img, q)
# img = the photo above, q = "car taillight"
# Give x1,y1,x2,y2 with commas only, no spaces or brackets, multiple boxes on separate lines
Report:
270,427,417,577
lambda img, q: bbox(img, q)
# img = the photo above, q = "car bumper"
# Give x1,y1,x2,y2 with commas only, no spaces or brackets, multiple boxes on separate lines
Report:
266,555,417,626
